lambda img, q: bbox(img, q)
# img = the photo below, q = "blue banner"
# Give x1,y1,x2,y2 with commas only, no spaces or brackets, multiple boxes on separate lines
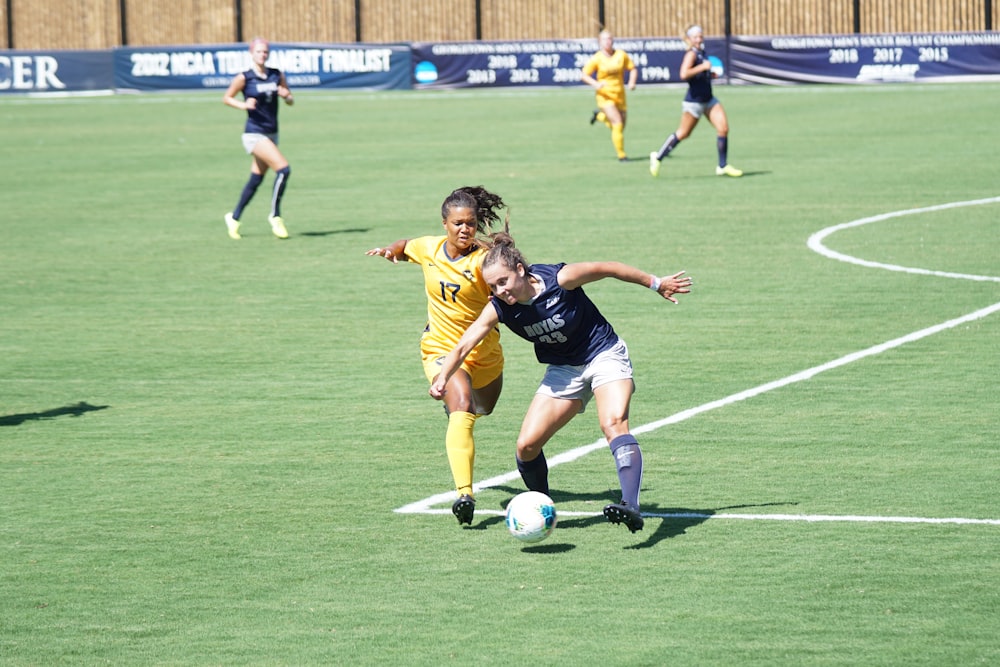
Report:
113,43,411,91
0,50,114,93
411,37,727,89
731,32,1000,84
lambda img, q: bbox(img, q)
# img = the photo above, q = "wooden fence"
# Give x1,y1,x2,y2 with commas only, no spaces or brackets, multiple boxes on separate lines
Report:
3,0,996,50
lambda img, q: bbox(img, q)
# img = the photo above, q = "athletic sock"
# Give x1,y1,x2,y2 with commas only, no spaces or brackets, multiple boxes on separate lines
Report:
270,166,291,218
717,136,729,168
516,450,549,495
609,434,643,509
233,172,264,220
445,411,477,497
656,133,680,161
611,123,626,159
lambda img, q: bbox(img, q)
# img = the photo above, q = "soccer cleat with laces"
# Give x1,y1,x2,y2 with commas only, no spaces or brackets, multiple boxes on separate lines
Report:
649,152,661,177
715,164,743,177
268,215,289,239
603,502,644,533
224,212,241,240
452,494,475,525
589,109,600,125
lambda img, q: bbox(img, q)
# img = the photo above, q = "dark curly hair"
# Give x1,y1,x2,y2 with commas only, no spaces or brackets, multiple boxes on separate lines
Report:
440,186,508,237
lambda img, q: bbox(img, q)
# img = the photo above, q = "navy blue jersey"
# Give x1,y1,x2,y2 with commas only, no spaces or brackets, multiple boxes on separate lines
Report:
490,263,618,366
241,67,282,134
684,47,713,104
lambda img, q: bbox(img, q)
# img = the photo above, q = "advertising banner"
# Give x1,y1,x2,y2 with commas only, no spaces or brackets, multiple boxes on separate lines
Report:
0,50,114,93
113,43,411,91
731,32,1000,84
411,37,727,89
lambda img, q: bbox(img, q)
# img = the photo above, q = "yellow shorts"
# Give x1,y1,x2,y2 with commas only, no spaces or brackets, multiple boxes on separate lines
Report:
422,345,504,389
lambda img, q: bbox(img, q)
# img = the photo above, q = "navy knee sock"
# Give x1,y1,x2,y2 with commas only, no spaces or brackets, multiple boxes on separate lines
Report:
717,136,729,168
516,450,549,495
655,133,680,160
270,166,291,218
609,434,643,509
233,173,264,220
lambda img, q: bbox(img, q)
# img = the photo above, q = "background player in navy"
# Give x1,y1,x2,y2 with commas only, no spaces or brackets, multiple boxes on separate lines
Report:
429,231,691,533
649,25,742,178
222,37,294,239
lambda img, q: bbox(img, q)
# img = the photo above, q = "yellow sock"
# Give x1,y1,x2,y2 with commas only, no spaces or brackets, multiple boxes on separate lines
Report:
598,111,610,127
445,411,477,497
611,123,625,159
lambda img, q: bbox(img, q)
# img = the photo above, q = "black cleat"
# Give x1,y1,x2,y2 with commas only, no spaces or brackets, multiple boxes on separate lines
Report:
452,494,475,525
589,109,600,125
603,502,644,533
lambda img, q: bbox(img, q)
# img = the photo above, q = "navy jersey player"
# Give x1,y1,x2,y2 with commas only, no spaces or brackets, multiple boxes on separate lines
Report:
429,231,691,534
222,37,294,239
649,25,742,178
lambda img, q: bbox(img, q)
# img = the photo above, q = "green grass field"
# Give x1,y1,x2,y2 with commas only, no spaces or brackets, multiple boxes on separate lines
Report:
2,81,998,665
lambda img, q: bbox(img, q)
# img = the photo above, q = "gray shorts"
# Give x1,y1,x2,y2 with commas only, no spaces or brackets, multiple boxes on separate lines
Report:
536,338,634,413
682,97,719,119
242,132,278,154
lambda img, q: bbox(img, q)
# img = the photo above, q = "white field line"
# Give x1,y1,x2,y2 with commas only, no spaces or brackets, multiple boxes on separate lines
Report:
396,197,1000,526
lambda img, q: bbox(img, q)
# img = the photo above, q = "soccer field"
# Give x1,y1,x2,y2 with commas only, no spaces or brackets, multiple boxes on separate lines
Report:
1,82,998,665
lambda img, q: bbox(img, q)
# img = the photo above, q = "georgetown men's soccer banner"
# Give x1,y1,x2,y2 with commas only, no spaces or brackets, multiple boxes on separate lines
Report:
731,32,1000,84
411,38,726,89
0,50,114,93
113,43,411,91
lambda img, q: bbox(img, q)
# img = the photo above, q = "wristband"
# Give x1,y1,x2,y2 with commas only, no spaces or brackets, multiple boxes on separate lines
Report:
649,275,661,291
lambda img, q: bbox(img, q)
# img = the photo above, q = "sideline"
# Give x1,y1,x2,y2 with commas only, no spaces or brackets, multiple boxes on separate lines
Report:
396,197,1000,525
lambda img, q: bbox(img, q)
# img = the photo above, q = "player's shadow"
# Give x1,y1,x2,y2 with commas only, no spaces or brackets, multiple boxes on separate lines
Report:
298,227,370,237
491,485,796,549
0,401,109,426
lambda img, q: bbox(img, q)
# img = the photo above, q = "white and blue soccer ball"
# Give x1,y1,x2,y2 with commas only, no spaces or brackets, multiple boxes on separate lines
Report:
505,491,557,543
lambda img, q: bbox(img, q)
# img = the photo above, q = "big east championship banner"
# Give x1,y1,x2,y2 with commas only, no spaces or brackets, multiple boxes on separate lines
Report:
114,43,411,91
0,50,113,93
731,32,1000,84
411,37,726,89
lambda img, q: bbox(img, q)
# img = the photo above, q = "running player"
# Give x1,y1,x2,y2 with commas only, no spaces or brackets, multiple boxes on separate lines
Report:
429,230,692,533
649,25,743,178
581,30,638,162
222,37,294,240
366,187,507,526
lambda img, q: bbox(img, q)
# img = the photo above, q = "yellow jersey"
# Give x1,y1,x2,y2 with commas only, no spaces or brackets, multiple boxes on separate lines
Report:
582,49,636,110
404,235,502,360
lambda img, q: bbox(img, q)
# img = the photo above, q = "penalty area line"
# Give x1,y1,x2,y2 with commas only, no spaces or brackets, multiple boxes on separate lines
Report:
404,508,1000,526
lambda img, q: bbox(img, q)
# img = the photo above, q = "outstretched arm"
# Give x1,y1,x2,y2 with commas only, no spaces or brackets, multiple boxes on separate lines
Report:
429,306,502,400
557,261,692,303
365,239,408,263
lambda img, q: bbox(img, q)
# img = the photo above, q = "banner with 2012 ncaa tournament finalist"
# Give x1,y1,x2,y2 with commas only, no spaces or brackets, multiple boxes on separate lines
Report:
113,42,411,91
411,37,727,89
731,32,1000,84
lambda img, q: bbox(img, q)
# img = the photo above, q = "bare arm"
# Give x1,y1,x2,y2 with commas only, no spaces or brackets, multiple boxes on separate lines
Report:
428,306,502,400
679,50,712,80
627,65,638,90
222,73,251,110
365,239,409,264
277,72,294,106
557,261,692,304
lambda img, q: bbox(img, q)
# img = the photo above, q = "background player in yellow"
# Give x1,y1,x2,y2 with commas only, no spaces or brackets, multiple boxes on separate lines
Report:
366,186,507,526
581,30,638,161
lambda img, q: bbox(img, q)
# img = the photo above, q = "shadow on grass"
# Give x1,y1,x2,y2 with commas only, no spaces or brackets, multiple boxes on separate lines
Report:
487,485,796,549
298,227,370,237
0,401,109,426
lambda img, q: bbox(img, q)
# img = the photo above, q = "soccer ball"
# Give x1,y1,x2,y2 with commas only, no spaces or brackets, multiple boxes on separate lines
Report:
505,491,557,543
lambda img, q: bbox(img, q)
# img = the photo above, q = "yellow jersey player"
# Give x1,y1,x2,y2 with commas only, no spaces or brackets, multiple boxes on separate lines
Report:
581,30,638,161
366,186,507,526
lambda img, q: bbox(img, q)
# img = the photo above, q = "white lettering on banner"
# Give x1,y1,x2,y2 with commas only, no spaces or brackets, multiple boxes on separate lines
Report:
270,49,321,74
170,52,215,76
321,48,392,73
0,55,65,90
215,50,250,76
131,52,170,77
856,63,920,81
